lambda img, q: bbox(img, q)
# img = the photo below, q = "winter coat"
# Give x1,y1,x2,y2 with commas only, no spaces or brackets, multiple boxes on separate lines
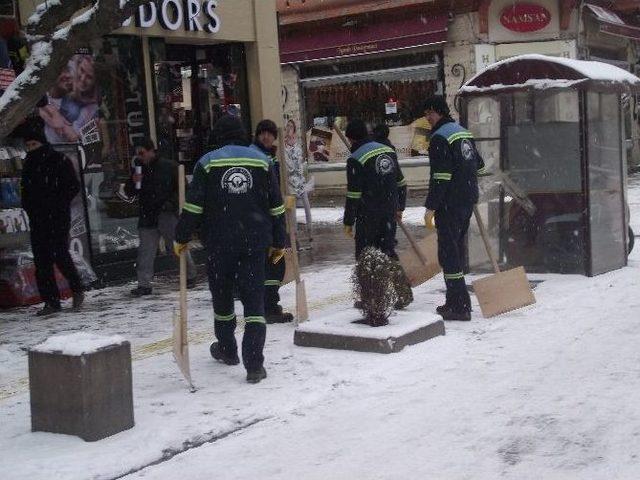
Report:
175,144,286,251
251,141,280,186
343,139,407,226
21,144,80,236
125,155,179,228
425,117,486,212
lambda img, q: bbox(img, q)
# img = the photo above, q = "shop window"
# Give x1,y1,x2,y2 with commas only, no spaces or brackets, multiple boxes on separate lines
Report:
303,72,439,161
150,41,251,165
36,36,149,259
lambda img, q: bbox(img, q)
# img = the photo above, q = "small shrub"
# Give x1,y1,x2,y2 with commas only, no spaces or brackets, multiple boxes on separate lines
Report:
352,247,397,327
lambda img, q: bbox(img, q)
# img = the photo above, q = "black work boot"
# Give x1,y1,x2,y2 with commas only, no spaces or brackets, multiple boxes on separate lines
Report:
246,366,267,384
436,303,450,315
131,286,152,297
438,306,471,321
36,303,61,317
209,342,240,365
265,305,293,324
72,291,85,310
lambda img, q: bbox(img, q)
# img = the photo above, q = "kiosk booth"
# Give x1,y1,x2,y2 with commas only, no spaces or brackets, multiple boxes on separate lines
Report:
458,54,638,276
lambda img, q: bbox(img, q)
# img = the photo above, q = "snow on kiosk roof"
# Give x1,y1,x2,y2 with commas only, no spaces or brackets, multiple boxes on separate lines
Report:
459,54,640,96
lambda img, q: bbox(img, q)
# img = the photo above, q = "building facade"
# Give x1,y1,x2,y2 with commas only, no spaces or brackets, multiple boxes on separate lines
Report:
0,0,283,287
278,0,640,194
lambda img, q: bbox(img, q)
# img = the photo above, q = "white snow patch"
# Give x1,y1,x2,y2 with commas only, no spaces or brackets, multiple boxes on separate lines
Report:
31,332,127,356
297,309,442,339
0,41,52,111
462,54,640,94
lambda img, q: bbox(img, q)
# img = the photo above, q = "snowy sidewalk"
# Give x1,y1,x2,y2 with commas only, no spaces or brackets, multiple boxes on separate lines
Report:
0,177,639,480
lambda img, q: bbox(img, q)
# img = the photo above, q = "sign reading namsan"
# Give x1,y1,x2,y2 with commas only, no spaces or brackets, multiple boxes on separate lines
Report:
120,0,221,33
500,3,551,33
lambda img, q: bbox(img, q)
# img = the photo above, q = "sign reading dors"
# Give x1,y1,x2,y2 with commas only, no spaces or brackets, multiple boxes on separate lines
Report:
500,3,551,33
121,0,221,33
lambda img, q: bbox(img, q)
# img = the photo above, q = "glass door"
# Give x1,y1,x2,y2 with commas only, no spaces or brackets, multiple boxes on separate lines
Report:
587,92,626,275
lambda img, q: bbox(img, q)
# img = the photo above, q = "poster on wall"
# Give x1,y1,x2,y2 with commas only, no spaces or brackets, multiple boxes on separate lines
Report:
39,48,99,147
307,128,333,163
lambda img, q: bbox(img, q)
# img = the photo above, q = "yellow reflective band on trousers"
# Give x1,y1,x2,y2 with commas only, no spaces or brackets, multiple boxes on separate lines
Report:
346,191,362,199
264,280,281,287
204,158,269,172
444,272,464,280
397,178,407,187
245,316,266,324
214,312,236,321
270,205,285,216
183,202,203,214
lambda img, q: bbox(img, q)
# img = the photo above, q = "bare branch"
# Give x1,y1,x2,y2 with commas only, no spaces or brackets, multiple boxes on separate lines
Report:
26,0,94,42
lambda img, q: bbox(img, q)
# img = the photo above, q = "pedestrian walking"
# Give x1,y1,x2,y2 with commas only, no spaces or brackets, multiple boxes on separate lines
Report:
343,119,413,309
174,115,287,384
20,120,84,316
423,96,486,321
251,119,294,324
126,138,196,296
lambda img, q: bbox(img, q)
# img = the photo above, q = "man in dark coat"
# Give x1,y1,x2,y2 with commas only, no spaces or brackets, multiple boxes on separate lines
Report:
174,115,287,384
125,138,196,296
343,119,413,309
21,122,84,316
423,96,486,321
251,119,294,324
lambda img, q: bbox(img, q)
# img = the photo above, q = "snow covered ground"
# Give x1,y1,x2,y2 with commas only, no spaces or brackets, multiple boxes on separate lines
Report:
1,176,639,480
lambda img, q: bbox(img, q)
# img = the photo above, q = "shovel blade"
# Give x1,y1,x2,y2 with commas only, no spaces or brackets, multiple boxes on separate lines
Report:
398,233,441,287
472,266,536,318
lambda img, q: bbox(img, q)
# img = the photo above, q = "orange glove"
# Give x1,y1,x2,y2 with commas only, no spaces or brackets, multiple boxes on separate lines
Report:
173,241,189,257
424,210,436,230
344,225,354,239
269,247,286,264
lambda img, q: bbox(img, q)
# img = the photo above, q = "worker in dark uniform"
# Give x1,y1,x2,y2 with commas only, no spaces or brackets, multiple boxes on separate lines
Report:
343,119,413,309
423,96,486,321
250,119,293,324
174,115,286,384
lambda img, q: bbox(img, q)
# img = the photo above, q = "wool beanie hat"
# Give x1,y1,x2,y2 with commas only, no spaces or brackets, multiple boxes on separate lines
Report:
22,118,47,144
212,115,248,146
345,119,368,142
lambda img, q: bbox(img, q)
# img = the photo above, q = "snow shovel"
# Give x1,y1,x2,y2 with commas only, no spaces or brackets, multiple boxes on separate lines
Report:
173,164,194,392
471,205,536,318
278,130,309,324
397,221,441,287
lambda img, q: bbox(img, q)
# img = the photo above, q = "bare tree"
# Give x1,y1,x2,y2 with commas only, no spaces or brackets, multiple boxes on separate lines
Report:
0,0,156,141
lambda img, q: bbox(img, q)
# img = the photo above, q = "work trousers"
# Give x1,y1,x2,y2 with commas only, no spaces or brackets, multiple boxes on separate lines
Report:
207,247,267,371
355,213,398,260
264,253,286,314
435,204,474,311
31,228,83,307
137,212,196,288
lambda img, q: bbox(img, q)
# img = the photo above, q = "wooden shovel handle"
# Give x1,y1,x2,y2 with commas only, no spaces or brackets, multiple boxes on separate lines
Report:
334,127,351,150
473,205,500,274
399,221,429,267
278,129,302,284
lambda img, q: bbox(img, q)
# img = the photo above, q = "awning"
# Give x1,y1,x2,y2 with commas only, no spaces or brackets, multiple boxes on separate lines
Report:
586,4,640,41
280,14,448,64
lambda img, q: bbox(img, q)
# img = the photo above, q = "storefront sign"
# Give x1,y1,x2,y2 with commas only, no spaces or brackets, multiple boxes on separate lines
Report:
121,0,221,33
500,3,551,33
